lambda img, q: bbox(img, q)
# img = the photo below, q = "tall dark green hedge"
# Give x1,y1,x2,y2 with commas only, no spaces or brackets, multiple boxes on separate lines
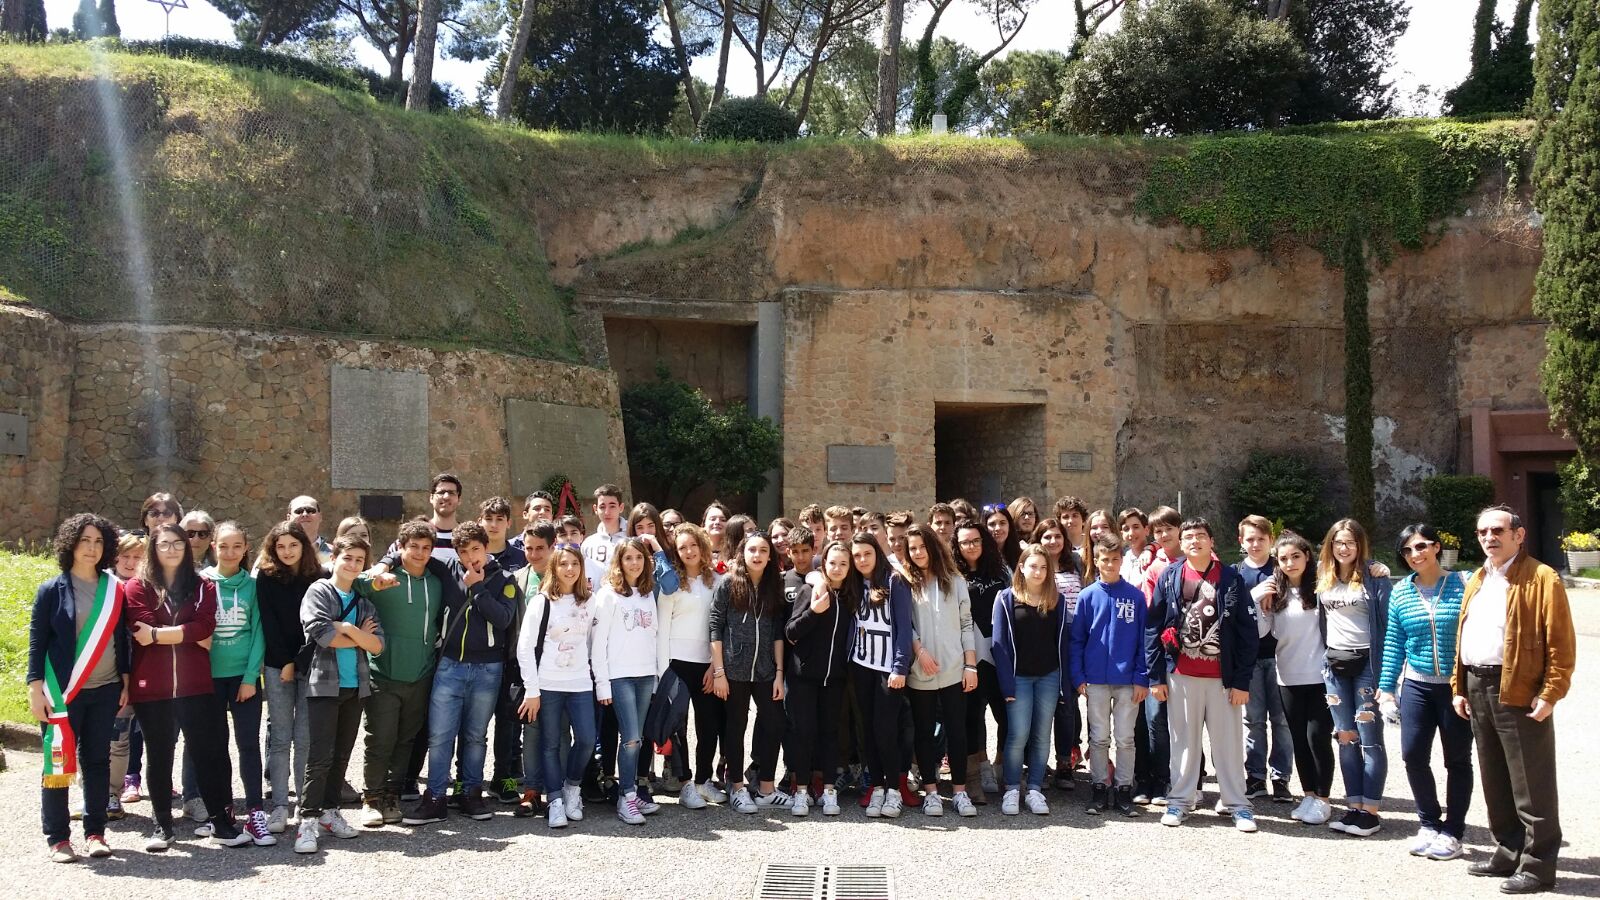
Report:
1422,474,1496,559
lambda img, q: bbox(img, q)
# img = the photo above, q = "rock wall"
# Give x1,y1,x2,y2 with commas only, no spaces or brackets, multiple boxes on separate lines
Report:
0,305,75,545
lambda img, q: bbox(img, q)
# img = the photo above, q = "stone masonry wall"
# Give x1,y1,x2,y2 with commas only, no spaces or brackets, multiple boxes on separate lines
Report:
0,305,76,546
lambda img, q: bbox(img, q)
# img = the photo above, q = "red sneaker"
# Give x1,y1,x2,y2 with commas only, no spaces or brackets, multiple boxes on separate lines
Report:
898,775,922,808
810,774,825,799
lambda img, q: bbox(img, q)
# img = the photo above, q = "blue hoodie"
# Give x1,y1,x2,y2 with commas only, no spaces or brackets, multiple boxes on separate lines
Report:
1070,578,1149,689
991,587,1072,700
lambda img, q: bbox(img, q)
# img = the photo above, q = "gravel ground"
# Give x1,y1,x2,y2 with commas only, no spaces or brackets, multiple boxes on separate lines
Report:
6,591,1598,899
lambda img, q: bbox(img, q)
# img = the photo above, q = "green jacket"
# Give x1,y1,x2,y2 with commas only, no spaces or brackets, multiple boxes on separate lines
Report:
357,566,447,683
202,566,264,681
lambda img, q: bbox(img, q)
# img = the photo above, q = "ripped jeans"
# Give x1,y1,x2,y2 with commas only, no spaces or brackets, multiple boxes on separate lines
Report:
1323,662,1387,807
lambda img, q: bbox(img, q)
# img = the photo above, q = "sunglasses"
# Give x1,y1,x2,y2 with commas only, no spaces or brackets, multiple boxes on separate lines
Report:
292,507,319,516
186,529,212,539
1402,542,1434,555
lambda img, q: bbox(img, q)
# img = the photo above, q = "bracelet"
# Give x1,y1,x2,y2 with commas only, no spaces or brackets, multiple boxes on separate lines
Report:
713,669,725,677
963,665,978,672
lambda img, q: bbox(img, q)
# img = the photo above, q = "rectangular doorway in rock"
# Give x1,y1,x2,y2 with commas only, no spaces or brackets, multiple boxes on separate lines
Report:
933,403,1046,508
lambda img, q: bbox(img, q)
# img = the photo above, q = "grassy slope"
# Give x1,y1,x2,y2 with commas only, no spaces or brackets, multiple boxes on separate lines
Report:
0,549,54,724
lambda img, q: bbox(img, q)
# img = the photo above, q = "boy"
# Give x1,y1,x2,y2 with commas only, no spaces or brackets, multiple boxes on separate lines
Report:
511,522,557,816
926,503,957,547
782,526,817,607
481,497,524,573
580,484,626,590
480,497,526,802
883,511,914,573
1236,515,1292,803
1118,508,1153,585
558,516,586,548
823,505,854,545
1146,518,1259,833
1071,534,1149,817
798,504,824,538
509,491,555,556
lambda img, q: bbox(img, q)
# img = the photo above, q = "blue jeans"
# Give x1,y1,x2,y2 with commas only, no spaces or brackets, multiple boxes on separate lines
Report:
609,676,655,791
1324,661,1387,806
519,714,545,792
1245,656,1292,783
1003,669,1061,792
425,657,502,796
263,666,309,810
1400,679,1473,837
540,689,598,791
1141,691,1170,795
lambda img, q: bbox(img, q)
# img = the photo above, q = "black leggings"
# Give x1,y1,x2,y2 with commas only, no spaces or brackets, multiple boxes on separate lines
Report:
136,694,234,831
910,683,969,786
964,661,1006,760
669,659,724,783
785,675,845,785
1280,682,1335,797
725,679,783,786
852,664,904,788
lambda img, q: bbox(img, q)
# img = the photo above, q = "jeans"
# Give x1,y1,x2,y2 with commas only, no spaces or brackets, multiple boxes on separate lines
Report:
1400,679,1474,837
304,688,363,817
1280,682,1335,797
1167,672,1249,811
519,713,544,792
851,664,905,788
669,659,723,783
1140,691,1170,796
1003,669,1060,791
609,675,655,791
725,679,784,786
910,683,969,786
1084,684,1138,788
136,693,235,832
262,666,309,811
1244,657,1292,783
425,657,503,796
41,681,119,846
540,689,597,790
1324,662,1387,806
363,674,432,797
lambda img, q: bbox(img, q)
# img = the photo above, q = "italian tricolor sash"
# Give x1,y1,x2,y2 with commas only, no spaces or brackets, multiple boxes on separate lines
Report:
42,573,121,788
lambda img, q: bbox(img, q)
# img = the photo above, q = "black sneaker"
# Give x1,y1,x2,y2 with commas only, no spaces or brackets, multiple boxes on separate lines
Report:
211,822,252,848
399,782,422,802
1330,808,1361,833
459,789,494,821
401,791,449,826
1271,779,1294,803
1344,810,1382,837
1086,783,1108,815
1114,785,1138,817
493,778,521,804
1244,777,1268,799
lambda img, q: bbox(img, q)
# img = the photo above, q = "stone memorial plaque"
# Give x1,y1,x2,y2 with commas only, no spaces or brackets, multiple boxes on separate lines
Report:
1058,450,1093,472
507,399,617,496
331,366,429,490
827,445,896,484
0,412,27,456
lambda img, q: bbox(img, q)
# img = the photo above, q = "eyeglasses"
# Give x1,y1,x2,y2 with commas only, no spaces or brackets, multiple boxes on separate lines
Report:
186,529,212,539
1402,542,1435,555
957,538,983,548
433,489,459,497
1476,525,1509,537
155,541,186,552
1332,540,1358,549
292,507,319,516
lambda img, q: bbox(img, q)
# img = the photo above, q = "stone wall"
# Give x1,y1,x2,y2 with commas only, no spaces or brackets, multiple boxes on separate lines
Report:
0,306,75,546
4,305,629,544
603,317,751,404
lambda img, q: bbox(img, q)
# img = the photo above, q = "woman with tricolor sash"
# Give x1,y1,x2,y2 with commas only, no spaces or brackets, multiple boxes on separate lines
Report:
28,513,129,863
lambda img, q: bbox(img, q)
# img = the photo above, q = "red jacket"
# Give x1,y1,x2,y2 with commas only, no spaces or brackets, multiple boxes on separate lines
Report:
122,577,218,703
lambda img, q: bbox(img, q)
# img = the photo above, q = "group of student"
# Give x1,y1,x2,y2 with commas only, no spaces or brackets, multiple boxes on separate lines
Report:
27,479,1574,892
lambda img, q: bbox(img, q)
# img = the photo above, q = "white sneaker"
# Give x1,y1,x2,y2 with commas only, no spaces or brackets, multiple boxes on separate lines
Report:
980,762,999,794
293,819,319,854
1160,804,1186,827
923,792,943,817
791,787,810,817
1409,826,1440,856
881,788,903,818
865,787,886,818
698,780,728,803
1290,796,1313,821
617,793,646,825
192,821,213,838
563,785,584,822
267,806,289,834
181,798,208,822
755,788,792,809
679,781,707,810
1425,833,1464,861
730,787,757,814
1233,808,1259,833
1302,797,1332,825
319,810,358,839
546,796,568,829
1024,789,1049,815
1000,789,1021,815
951,791,978,818
820,787,841,816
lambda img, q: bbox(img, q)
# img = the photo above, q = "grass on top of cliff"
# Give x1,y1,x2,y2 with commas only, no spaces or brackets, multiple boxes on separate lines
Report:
0,547,53,724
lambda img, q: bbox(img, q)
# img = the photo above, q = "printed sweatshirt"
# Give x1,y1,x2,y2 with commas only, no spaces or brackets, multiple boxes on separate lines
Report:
202,566,265,681
1069,578,1149,689
518,592,597,697
591,585,658,699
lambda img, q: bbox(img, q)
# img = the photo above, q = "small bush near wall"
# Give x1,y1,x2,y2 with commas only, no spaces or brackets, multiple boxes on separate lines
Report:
1422,474,1496,560
1228,451,1328,538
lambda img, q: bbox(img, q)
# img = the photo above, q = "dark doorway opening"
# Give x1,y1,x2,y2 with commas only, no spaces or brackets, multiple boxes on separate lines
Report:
1530,470,1563,569
933,403,1046,508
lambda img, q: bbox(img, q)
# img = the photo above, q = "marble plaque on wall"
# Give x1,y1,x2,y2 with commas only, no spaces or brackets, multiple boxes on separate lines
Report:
827,444,896,484
507,398,616,496
331,366,429,490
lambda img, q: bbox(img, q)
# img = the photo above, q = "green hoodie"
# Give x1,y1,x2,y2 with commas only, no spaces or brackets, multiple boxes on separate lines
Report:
357,565,444,683
202,566,265,680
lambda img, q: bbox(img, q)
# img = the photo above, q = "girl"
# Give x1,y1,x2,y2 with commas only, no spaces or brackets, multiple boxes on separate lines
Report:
202,522,272,845
334,517,371,545
982,504,1022,569
294,536,385,854
723,515,753,562
954,519,1010,803
703,501,730,566
1007,497,1040,541
709,532,789,813
108,533,146,813
1317,518,1392,837
180,510,216,569
622,502,681,798
137,493,182,537
1087,510,1115,550
255,520,322,834
783,540,856,817
845,532,914,819
903,524,979,817
30,514,128,863
1254,531,1335,826
991,544,1069,816
1379,524,1471,860
519,543,599,829
591,538,660,825
124,523,247,850
1034,517,1085,789
657,523,725,808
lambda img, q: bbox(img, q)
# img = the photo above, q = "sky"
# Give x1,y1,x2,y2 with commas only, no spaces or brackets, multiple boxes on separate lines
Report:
41,0,1521,116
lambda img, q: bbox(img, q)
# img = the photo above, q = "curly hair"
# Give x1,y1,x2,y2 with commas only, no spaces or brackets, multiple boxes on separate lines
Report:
54,513,119,574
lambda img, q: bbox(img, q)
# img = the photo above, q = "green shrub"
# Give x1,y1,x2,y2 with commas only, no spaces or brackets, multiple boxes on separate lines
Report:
698,97,799,143
1421,474,1496,560
621,364,782,508
1228,451,1328,537
1558,454,1600,533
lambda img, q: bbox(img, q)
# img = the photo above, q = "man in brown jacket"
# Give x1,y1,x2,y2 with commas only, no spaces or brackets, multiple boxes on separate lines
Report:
1452,504,1576,894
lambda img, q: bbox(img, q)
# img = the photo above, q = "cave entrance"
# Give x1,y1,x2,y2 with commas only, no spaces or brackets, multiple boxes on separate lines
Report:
933,402,1046,509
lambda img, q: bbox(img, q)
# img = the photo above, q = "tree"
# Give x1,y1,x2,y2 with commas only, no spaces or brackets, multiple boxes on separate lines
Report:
1444,0,1536,115
1066,0,1125,63
490,0,685,133
339,0,500,86
1534,0,1600,456
621,367,783,510
1343,226,1375,533
806,32,899,135
909,0,1032,130
2,0,48,39
658,0,707,124
1234,0,1409,122
976,48,1067,134
406,0,441,109
875,0,903,134
212,0,338,46
1060,0,1307,135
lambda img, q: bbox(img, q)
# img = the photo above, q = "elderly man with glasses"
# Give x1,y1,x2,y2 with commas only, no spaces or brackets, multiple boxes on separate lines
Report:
288,496,332,562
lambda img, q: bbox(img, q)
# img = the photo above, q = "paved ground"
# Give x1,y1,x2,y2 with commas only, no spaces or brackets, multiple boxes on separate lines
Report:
6,592,1599,899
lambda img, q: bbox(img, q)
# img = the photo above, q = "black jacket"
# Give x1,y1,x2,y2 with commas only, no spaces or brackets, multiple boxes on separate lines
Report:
1146,560,1259,692
433,556,517,665
28,573,131,687
785,580,852,686
258,572,316,670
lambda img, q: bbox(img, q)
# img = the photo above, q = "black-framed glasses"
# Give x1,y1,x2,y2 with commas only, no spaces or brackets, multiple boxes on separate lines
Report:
957,538,983,548
292,506,319,516
155,541,186,552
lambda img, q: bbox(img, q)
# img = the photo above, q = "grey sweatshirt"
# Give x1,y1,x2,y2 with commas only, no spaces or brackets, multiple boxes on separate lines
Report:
907,574,976,691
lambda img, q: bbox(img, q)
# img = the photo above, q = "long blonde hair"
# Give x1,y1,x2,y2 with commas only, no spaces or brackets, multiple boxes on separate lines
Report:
1010,544,1059,615
672,523,716,588
1316,518,1369,593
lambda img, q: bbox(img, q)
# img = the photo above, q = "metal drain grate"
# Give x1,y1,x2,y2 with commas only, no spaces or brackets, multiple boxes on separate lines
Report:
754,864,894,900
